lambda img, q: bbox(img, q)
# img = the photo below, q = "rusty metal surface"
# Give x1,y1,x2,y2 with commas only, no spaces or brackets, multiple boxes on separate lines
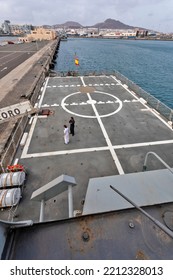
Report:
4,204,173,260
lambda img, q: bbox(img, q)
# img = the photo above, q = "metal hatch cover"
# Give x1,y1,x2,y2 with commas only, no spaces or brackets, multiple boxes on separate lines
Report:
83,169,173,215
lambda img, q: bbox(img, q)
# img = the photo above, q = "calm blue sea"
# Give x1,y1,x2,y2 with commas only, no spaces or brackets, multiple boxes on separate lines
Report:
55,38,173,109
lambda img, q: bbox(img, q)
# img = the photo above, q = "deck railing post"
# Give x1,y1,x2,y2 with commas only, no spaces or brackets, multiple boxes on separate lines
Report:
39,199,45,222
68,185,73,218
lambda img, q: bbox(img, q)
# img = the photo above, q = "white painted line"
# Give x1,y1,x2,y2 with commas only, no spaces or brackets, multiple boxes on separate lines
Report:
53,85,57,88
38,77,49,108
111,75,172,130
61,90,122,118
80,76,124,174
87,91,124,174
41,104,49,107
106,101,114,104
70,102,78,106
80,77,86,87
21,139,173,159
1,67,7,72
139,97,147,104
113,139,173,149
79,102,87,105
38,95,41,100
21,146,109,159
152,109,160,115
111,75,138,100
51,103,59,107
21,116,38,158
97,101,105,104
141,108,150,111
13,158,19,165
132,99,139,102
29,116,33,125
37,116,47,118
20,132,28,146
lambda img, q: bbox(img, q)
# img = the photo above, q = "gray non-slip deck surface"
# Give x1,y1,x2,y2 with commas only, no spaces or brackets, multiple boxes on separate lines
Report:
1,75,173,223
1,75,173,260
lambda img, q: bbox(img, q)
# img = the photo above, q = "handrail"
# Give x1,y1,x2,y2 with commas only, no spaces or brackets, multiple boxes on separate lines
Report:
143,151,173,174
110,185,173,239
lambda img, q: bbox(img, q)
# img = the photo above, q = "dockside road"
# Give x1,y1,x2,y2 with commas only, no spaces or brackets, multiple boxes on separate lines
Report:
0,39,60,169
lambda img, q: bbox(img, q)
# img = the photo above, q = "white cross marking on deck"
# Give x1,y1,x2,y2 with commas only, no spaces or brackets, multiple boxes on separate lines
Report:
41,99,138,108
80,76,124,175
61,90,122,118
21,76,173,162
51,104,59,107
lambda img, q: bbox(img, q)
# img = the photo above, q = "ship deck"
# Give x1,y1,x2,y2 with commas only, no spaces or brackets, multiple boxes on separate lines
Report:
1,74,173,221
1,74,173,259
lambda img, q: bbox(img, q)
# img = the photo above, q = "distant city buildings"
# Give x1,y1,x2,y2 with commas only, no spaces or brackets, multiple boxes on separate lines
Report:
0,20,33,36
20,27,57,42
0,20,57,42
56,27,173,40
56,27,159,39
1,20,11,34
0,19,172,41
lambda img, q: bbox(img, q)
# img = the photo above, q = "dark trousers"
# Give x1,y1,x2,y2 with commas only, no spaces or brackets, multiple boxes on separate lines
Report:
70,125,75,136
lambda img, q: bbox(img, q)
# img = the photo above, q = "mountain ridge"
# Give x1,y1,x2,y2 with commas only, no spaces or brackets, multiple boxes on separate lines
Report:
45,18,145,30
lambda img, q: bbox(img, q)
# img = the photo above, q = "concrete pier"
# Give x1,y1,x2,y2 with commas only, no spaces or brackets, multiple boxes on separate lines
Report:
0,39,60,170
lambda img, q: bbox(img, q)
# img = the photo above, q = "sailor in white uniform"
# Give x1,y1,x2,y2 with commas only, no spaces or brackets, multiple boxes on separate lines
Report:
64,125,69,144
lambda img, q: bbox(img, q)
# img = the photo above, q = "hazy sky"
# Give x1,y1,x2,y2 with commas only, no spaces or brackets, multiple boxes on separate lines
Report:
0,0,173,32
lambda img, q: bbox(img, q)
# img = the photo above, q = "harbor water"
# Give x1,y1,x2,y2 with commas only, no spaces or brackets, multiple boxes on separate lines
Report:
55,38,173,109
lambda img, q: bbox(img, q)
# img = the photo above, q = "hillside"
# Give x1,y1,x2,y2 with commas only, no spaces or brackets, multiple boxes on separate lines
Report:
91,18,137,29
51,18,142,29
53,21,82,29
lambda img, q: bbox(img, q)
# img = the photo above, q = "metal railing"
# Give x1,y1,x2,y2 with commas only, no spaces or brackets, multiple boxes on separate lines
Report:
143,151,173,174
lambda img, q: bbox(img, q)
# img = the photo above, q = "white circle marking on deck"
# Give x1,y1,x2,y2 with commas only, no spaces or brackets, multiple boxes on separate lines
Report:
61,91,122,118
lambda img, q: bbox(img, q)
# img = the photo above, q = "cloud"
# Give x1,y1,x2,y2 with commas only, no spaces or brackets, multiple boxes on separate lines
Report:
0,0,173,32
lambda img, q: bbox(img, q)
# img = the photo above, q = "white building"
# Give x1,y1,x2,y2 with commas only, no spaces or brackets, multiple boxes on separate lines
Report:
2,20,11,34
